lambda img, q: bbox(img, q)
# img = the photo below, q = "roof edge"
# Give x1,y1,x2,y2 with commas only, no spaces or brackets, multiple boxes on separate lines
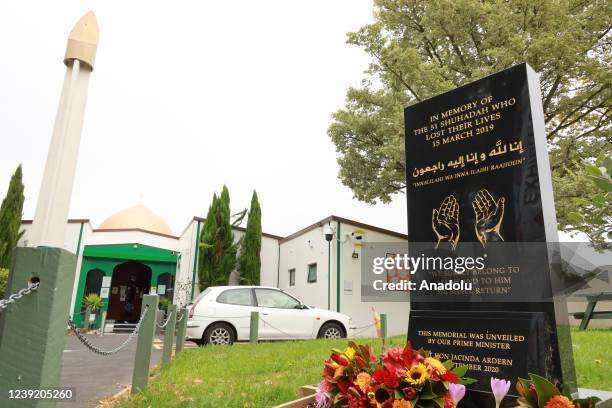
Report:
279,215,407,243
22,219,90,224
91,228,179,240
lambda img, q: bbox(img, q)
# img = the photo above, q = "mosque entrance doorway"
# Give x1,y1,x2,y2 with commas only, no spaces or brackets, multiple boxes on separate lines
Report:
107,261,152,322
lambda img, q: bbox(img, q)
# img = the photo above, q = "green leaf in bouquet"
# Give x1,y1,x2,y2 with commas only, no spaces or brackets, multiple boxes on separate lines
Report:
452,365,468,378
517,397,536,408
458,377,477,385
432,380,448,395
433,397,445,408
528,373,561,407
442,360,453,370
419,382,437,399
395,389,404,400
418,400,435,408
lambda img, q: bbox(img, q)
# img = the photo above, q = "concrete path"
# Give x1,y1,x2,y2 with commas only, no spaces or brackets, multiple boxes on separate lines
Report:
58,333,163,408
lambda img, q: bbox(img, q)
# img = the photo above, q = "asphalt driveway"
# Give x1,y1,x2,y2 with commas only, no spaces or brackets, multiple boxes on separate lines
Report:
58,333,163,407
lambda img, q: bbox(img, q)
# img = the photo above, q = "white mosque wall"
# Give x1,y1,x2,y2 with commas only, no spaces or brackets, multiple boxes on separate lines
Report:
279,226,330,310
337,224,410,337
85,230,179,252
175,219,200,307
278,219,410,337
231,229,280,288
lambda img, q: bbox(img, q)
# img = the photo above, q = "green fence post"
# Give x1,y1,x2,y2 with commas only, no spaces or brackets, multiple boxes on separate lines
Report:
380,314,387,339
0,247,77,408
162,304,177,367
83,307,91,332
131,295,158,394
175,307,188,354
250,311,259,344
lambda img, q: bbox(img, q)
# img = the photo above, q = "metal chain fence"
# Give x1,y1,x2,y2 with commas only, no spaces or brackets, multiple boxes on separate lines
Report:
175,311,185,323
67,305,150,356
0,282,40,310
155,310,173,329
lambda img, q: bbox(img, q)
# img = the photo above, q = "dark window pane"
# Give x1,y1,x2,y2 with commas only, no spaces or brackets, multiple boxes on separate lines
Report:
307,263,317,283
289,269,295,286
216,288,253,306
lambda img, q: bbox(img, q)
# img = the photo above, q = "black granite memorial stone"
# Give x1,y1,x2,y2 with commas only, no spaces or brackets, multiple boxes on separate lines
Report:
403,63,576,406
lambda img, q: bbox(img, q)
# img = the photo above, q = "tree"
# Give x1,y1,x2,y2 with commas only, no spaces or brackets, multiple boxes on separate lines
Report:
328,0,611,241
0,165,25,268
238,190,262,285
197,186,238,290
564,155,612,249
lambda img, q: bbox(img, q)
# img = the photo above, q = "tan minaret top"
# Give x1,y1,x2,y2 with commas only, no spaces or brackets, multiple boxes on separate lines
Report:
64,11,99,71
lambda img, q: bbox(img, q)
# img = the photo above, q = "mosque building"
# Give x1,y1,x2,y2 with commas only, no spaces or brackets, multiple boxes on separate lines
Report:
18,205,412,336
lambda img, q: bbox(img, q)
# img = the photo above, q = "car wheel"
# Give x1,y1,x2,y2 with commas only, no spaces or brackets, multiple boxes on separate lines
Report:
318,322,345,339
203,322,235,345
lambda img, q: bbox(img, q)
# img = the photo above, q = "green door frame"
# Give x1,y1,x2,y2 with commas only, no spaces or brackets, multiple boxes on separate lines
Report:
73,244,177,328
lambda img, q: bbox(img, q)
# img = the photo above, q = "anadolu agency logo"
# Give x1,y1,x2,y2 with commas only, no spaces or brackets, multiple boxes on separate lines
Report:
371,252,486,292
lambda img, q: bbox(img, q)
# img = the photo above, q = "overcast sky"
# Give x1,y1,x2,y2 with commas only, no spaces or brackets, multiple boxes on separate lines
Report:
0,0,408,237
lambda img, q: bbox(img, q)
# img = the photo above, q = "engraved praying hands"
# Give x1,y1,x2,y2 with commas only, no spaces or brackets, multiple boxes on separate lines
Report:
432,195,460,250
431,190,506,249
472,189,505,246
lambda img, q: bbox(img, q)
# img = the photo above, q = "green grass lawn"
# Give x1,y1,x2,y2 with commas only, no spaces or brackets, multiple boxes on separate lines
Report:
116,329,611,408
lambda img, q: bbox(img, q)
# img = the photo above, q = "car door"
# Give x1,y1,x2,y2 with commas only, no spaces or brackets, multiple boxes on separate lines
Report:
253,288,314,340
214,288,257,340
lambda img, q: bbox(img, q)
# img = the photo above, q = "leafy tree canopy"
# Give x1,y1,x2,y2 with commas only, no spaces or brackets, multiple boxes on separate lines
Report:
329,0,611,242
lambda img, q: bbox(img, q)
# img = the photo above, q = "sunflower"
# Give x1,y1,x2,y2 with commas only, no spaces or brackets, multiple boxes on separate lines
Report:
543,395,575,408
405,363,430,386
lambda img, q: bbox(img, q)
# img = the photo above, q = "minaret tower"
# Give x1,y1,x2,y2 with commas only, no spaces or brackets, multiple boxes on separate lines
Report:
29,11,99,247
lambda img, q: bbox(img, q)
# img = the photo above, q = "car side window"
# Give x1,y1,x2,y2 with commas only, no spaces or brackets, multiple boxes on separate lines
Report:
216,289,253,306
255,289,300,309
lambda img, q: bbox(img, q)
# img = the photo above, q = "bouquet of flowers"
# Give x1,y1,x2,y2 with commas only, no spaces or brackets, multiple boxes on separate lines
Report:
316,341,476,408
516,373,600,408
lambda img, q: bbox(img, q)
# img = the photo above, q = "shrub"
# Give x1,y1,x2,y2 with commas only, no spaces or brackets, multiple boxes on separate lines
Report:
0,268,8,298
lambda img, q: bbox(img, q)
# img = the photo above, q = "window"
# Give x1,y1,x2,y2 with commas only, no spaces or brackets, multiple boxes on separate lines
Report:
216,288,253,306
289,269,295,286
307,263,317,283
254,289,300,309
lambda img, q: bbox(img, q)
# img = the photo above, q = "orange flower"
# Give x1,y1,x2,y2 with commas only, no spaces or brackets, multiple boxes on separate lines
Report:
355,372,371,393
543,395,575,408
424,357,447,375
393,400,413,408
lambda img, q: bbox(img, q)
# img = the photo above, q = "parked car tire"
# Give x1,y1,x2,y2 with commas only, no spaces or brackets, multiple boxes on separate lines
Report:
317,322,345,339
203,322,236,345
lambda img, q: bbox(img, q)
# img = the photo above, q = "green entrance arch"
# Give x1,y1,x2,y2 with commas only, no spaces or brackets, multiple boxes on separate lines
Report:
72,243,177,328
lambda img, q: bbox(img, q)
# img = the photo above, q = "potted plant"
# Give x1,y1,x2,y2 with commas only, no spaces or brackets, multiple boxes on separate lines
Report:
82,293,102,332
